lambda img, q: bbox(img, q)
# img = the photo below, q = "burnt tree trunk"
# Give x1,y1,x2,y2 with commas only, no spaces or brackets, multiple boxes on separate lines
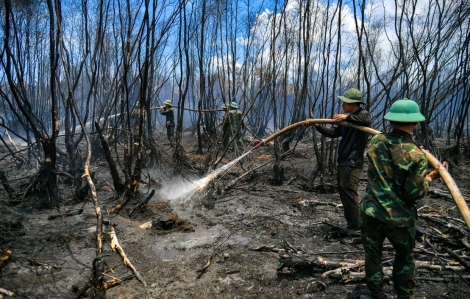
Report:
95,122,125,193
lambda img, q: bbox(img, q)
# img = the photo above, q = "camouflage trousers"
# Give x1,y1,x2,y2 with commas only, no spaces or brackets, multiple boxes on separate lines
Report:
362,214,416,299
222,131,243,150
222,130,231,148
166,125,175,147
338,166,362,229
234,131,243,148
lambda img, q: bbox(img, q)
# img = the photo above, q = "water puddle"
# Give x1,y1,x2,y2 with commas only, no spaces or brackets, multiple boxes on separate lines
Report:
229,235,250,245
145,224,231,261
236,204,246,215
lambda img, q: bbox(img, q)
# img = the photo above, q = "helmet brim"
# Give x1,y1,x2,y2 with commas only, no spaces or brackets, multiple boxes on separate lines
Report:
384,112,425,122
337,95,365,105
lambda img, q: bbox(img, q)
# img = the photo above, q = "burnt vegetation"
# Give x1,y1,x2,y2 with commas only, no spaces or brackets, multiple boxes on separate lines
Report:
1,0,470,298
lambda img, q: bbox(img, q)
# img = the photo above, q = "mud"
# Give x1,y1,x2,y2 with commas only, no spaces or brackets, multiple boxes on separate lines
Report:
0,136,469,298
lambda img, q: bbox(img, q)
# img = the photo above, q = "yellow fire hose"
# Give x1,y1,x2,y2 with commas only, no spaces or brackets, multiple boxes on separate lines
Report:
250,119,470,232
150,106,224,112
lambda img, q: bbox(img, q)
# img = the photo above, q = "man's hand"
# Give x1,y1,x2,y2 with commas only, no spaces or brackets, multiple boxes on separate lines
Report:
333,114,348,120
425,161,449,182
160,106,164,109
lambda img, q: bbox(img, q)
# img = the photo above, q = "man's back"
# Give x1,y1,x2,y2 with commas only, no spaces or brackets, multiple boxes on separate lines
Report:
229,110,243,131
362,129,430,227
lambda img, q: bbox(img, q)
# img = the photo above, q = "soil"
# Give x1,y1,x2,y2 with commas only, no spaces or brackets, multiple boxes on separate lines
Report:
1,133,470,298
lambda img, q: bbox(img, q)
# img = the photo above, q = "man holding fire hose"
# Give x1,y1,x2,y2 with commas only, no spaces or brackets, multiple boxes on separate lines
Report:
218,102,244,150
159,99,175,148
361,99,448,299
314,88,371,231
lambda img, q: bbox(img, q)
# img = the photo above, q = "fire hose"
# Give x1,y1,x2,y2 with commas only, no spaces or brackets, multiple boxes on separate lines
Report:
150,106,224,112
247,119,470,232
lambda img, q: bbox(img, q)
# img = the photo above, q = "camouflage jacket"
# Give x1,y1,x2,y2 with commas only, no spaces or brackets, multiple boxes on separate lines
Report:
160,107,175,127
361,129,431,227
227,110,244,132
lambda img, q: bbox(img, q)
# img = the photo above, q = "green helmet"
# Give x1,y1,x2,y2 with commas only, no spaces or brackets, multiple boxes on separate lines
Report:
164,99,172,105
337,88,364,104
230,102,238,109
384,99,425,123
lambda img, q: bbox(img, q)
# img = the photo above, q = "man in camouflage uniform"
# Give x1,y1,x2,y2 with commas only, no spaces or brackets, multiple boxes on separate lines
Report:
228,102,244,149
159,99,175,148
314,88,371,230
130,101,145,144
218,103,230,149
361,99,448,299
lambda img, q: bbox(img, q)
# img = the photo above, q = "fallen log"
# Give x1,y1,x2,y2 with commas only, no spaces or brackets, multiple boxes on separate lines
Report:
329,267,393,283
328,259,469,283
278,254,363,273
278,253,467,274
321,261,365,278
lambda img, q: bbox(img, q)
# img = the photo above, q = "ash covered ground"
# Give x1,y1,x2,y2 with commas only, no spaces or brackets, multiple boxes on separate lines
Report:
1,133,470,298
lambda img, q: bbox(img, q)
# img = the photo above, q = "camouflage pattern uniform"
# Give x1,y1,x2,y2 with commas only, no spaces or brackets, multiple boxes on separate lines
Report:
160,106,175,147
361,129,431,299
229,109,244,148
221,110,231,148
130,103,145,145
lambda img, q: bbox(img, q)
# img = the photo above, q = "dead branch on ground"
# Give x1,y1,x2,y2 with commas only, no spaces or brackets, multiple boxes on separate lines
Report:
108,226,147,287
196,232,234,279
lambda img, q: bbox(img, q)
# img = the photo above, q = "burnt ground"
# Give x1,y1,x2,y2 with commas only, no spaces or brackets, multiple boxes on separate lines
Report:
1,132,470,298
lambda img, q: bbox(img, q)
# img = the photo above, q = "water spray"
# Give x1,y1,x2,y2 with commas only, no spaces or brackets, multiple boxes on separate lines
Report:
193,118,470,232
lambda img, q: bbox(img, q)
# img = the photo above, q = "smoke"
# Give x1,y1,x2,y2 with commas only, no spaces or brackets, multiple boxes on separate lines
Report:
146,150,254,213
